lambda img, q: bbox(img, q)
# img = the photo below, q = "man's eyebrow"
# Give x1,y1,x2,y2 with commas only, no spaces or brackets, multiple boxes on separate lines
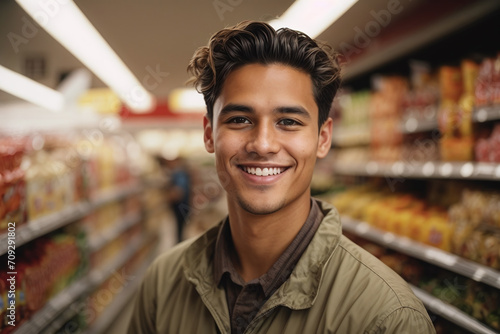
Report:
274,106,311,119
219,103,254,115
219,104,311,119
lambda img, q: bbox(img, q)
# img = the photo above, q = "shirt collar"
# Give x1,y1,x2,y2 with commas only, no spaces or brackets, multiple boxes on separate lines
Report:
213,198,324,296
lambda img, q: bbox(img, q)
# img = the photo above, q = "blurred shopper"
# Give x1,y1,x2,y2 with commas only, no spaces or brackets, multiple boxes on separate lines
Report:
157,155,191,243
130,21,435,334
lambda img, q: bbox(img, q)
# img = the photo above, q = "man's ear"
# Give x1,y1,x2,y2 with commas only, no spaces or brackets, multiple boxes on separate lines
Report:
203,115,215,153
317,117,332,158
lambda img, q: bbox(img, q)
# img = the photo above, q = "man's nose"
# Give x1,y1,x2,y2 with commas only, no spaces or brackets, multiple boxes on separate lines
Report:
245,122,280,155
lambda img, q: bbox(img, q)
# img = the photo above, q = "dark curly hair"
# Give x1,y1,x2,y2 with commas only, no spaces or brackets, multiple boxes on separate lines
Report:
187,21,342,127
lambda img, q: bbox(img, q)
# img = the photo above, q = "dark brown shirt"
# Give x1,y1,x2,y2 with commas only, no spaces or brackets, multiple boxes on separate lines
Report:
213,199,324,334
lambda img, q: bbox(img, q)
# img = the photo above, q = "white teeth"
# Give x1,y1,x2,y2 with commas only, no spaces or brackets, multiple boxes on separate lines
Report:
243,166,285,176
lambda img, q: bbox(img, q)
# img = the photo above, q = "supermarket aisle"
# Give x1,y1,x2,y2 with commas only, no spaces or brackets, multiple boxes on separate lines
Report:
103,195,228,333
99,211,178,333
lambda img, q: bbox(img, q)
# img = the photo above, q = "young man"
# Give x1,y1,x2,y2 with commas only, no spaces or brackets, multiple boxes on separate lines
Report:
128,21,435,334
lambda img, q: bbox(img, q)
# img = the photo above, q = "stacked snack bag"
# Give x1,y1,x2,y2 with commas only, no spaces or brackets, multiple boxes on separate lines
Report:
335,89,372,134
25,144,76,221
403,61,440,124
0,137,27,233
450,189,500,269
401,62,440,163
475,53,500,107
475,54,500,162
331,185,453,251
437,60,478,161
475,123,500,162
370,76,408,161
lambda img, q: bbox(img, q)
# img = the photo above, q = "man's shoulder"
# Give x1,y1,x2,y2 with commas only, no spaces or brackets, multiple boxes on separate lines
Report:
335,235,424,308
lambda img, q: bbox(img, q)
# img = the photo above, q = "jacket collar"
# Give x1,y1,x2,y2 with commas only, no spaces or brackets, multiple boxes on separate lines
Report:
182,199,342,317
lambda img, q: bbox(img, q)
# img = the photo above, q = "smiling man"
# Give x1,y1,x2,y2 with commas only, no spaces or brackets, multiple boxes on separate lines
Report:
128,21,435,334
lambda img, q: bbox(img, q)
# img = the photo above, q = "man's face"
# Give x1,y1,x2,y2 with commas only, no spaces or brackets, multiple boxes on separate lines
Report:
204,63,332,215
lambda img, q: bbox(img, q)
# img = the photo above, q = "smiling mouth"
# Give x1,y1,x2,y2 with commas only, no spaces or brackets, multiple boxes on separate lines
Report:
240,166,287,176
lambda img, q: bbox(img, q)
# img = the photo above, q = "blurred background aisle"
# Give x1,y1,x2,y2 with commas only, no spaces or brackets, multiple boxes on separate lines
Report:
1,0,500,333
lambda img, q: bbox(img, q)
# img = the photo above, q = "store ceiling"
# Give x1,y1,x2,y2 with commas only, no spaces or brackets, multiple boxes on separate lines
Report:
0,0,425,104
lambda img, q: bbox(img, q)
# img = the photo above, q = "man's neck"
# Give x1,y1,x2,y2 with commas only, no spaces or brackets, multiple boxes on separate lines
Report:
227,196,311,282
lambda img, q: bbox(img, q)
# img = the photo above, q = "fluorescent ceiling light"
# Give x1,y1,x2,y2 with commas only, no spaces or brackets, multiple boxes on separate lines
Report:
269,0,358,38
0,65,65,112
168,88,206,113
15,0,155,113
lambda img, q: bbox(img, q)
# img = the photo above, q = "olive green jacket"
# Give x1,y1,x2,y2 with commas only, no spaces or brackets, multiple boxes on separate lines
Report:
128,200,435,334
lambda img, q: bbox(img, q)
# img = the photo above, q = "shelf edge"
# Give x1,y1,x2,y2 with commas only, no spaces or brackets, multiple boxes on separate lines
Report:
341,215,500,290
410,284,499,334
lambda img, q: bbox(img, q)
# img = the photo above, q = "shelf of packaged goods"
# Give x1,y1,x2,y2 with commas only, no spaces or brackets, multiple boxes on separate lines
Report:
90,182,143,209
331,125,371,147
13,276,91,334
0,182,143,256
400,117,439,134
87,212,143,253
83,240,159,334
343,0,500,81
399,105,500,134
410,285,499,334
341,216,500,290
473,105,500,123
86,234,144,288
13,233,145,334
334,160,500,181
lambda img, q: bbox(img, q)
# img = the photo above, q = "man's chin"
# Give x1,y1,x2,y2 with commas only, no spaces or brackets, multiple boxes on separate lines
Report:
237,197,285,216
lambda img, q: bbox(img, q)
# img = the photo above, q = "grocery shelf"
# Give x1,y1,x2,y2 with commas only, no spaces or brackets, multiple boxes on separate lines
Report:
398,105,500,134
331,125,371,147
88,212,142,253
410,285,499,334
0,202,91,256
87,234,144,288
334,160,500,181
473,105,500,123
13,234,146,334
341,216,500,290
84,242,158,334
0,182,143,256
13,277,91,334
90,182,143,209
343,0,500,81
39,298,86,334
400,117,439,134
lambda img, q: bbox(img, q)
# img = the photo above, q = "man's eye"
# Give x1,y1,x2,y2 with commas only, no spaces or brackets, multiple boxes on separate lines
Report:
228,117,250,124
278,119,299,126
